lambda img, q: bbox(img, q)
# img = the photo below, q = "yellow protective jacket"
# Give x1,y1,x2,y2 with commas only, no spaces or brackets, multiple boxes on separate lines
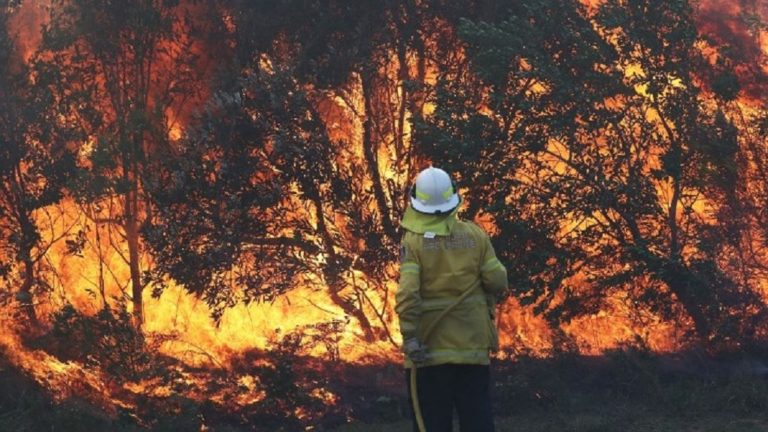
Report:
395,205,508,368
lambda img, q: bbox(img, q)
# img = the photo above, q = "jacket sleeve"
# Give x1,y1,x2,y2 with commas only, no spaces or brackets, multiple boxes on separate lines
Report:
479,230,507,313
395,234,422,341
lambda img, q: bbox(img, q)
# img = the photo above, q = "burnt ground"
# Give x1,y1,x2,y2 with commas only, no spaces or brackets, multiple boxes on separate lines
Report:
2,346,768,431
0,353,119,431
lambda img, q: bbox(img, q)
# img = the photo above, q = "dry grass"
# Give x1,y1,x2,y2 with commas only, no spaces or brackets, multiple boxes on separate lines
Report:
333,414,768,432
4,347,768,431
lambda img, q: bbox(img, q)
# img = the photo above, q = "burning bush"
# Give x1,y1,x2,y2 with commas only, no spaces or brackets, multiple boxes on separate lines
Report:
1,0,768,429
45,304,152,381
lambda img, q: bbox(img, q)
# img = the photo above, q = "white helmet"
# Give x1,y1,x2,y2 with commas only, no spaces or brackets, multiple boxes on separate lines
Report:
409,167,460,214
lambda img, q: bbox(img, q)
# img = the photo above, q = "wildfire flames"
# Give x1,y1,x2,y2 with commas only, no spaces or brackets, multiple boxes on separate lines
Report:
1,0,768,428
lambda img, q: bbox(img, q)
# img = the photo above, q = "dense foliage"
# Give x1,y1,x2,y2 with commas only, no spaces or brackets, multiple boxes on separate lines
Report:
1,0,767,350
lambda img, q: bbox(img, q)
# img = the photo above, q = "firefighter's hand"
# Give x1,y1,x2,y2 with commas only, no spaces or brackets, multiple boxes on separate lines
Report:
403,338,428,363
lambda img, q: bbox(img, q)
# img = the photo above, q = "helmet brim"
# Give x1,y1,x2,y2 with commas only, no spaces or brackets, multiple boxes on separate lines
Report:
410,194,461,214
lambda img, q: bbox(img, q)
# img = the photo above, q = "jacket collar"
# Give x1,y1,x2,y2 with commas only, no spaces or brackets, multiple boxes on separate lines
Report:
400,204,459,236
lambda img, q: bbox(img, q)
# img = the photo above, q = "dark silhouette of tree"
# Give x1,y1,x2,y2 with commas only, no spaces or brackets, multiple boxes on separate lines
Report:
6,0,762,350
143,70,322,323
703,17,768,342
0,6,77,324
34,0,216,326
415,0,623,329
594,0,766,346
145,0,453,343
417,0,767,346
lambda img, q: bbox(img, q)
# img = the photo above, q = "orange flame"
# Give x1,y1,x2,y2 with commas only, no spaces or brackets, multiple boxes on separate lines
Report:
2,1,768,423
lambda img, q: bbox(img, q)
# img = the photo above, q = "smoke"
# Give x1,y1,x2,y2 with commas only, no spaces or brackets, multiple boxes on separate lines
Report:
696,0,768,101
6,0,49,63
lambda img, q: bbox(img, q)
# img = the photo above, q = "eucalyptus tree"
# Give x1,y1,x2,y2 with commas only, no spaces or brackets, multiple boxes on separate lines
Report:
592,0,766,345
35,0,217,325
146,0,446,343
0,6,77,324
418,0,766,346
415,0,622,331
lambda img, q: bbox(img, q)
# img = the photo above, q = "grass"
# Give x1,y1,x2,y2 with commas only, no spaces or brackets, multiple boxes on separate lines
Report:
334,347,768,432
334,411,768,431
4,345,768,431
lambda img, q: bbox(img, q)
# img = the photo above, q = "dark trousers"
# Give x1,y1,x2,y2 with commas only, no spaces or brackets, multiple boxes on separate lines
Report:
405,364,495,432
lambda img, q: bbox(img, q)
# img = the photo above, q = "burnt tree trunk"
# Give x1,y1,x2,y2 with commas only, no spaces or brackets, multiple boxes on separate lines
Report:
17,248,38,324
310,191,378,343
17,210,38,324
658,261,713,342
621,210,714,343
361,71,397,241
125,189,143,328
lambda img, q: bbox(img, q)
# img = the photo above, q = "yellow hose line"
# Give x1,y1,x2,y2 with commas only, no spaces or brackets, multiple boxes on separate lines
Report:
410,287,481,432
411,369,426,432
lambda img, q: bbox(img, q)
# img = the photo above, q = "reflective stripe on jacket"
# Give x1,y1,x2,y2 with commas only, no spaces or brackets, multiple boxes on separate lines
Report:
395,206,508,368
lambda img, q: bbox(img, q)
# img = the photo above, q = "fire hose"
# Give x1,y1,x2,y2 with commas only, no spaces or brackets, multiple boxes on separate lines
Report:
410,286,484,432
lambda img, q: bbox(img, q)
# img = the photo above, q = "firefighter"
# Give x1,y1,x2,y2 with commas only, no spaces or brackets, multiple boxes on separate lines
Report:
396,166,508,432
